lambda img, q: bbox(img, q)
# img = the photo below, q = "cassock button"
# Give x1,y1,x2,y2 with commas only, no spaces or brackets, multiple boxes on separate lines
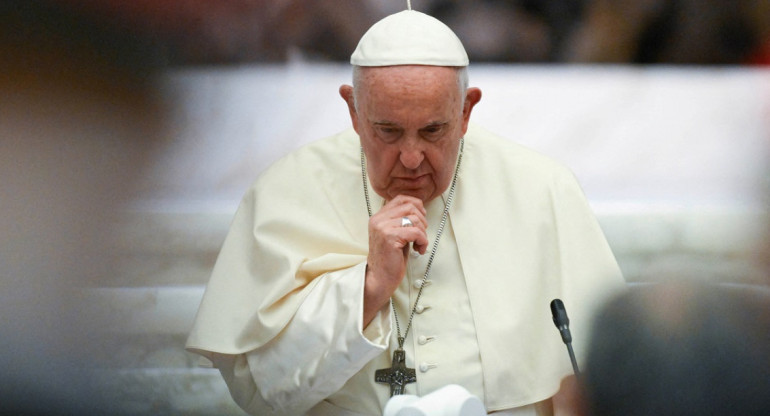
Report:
417,335,435,345
419,362,437,373
413,279,432,289
415,304,431,314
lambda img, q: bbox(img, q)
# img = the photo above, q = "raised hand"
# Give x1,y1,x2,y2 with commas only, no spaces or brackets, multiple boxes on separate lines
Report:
363,195,428,326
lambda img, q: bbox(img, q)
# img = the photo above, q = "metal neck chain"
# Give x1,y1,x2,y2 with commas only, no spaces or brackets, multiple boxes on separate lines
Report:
361,138,464,349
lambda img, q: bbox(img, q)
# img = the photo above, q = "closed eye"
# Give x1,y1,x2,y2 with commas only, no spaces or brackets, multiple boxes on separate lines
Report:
420,123,447,141
373,123,402,142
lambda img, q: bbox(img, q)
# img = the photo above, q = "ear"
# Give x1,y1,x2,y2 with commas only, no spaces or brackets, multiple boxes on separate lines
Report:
461,87,482,134
339,85,360,133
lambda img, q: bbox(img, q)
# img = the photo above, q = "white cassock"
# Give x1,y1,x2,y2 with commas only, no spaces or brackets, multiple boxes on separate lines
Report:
186,123,625,416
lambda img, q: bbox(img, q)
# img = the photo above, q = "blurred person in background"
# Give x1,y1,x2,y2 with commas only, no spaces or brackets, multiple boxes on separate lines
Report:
564,0,770,64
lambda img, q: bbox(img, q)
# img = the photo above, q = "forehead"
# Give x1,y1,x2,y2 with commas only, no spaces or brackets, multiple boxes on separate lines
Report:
356,66,462,121
358,65,459,95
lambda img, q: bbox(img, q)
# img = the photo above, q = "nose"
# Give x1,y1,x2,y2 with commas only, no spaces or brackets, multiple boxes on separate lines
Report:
399,137,424,170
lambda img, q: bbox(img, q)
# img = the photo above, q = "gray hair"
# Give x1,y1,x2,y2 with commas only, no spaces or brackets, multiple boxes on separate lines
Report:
351,66,469,112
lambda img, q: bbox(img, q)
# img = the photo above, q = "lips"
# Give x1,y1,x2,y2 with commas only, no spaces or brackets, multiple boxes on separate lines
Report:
394,174,429,186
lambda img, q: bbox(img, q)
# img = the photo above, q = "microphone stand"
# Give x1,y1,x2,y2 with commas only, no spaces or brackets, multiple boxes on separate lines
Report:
566,339,580,376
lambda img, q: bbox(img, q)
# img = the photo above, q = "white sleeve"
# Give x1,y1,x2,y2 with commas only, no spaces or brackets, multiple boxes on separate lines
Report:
211,262,392,416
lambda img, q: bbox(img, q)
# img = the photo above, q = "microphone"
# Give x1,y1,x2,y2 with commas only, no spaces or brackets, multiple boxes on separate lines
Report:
550,299,580,376
550,299,572,343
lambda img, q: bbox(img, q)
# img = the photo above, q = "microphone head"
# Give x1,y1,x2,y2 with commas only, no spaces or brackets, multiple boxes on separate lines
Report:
550,298,570,327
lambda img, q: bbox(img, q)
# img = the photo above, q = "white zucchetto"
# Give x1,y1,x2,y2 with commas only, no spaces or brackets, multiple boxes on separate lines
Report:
350,10,469,67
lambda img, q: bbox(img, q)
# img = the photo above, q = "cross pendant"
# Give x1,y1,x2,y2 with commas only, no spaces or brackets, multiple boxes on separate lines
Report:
375,348,416,396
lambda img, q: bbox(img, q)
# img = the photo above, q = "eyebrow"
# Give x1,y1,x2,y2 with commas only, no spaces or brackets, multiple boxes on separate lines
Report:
422,121,448,127
419,121,449,132
370,120,449,128
371,120,400,126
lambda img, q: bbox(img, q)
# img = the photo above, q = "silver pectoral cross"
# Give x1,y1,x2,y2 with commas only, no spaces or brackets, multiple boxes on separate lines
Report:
375,348,416,396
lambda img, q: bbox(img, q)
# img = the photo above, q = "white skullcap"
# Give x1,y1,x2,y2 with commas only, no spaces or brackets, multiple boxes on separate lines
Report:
350,10,469,67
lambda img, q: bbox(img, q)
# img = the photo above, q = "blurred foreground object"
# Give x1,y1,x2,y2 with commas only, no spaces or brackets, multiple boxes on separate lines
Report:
383,384,485,416
582,282,770,416
1,1,167,414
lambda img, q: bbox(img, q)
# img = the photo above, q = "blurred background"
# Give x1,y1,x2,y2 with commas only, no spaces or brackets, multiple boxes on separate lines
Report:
41,0,770,65
1,1,768,415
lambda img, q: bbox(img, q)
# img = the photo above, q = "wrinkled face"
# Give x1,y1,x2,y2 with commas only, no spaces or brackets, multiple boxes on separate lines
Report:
342,65,479,203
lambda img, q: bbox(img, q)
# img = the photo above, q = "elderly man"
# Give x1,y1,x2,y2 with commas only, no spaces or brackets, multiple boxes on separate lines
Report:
187,9,623,416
